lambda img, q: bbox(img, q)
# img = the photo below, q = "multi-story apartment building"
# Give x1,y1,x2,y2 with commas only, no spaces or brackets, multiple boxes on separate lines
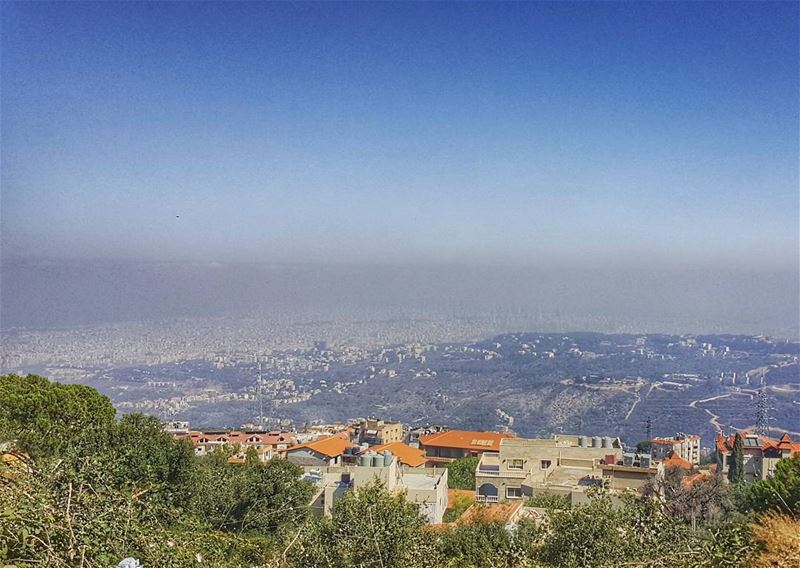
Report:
304,452,449,524
474,435,623,504
651,433,701,465
418,430,515,464
715,432,800,482
355,418,404,446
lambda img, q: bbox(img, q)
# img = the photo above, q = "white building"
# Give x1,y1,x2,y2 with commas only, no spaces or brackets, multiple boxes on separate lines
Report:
303,451,449,524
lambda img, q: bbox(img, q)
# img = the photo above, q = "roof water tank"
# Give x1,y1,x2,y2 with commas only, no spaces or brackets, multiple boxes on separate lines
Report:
383,450,393,467
359,454,370,467
602,437,613,449
371,453,382,467
640,455,651,468
592,436,602,448
579,436,589,448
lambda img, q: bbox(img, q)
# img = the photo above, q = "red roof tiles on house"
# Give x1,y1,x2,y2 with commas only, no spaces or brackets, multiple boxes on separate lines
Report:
287,435,352,458
371,442,427,468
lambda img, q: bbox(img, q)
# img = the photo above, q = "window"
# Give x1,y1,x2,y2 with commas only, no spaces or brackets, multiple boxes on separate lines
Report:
508,458,524,470
540,460,552,469
506,487,522,499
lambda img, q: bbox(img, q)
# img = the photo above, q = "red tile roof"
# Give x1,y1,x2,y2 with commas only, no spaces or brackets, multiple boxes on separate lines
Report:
715,432,800,456
663,451,692,470
419,430,515,452
371,442,427,468
287,435,352,458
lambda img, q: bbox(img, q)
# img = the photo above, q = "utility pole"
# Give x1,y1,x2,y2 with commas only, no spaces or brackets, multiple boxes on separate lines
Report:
254,354,265,431
645,416,652,441
755,387,770,436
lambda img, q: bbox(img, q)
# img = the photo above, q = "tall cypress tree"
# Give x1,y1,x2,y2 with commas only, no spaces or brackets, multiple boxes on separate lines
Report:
728,432,745,484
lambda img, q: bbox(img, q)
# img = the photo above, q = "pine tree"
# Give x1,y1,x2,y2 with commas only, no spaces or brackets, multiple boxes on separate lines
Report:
728,432,745,484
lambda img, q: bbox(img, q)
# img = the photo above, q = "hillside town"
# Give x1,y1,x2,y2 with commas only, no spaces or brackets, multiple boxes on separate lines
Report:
165,417,800,526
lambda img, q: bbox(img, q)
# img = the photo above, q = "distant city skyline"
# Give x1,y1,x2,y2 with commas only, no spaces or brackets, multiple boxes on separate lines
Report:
2,2,798,270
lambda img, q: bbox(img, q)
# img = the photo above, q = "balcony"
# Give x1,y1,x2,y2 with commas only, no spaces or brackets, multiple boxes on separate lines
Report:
475,495,499,503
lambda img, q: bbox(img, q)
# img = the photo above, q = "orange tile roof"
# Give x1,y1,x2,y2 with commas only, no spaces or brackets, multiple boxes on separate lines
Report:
371,442,427,468
419,430,515,452
681,472,713,489
663,451,692,470
288,435,352,458
715,432,799,455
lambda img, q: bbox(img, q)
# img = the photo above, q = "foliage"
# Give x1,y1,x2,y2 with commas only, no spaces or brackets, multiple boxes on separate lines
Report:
290,481,436,568
442,491,473,523
749,512,800,568
739,454,800,516
527,491,571,510
445,457,478,490
728,432,745,484
643,466,734,526
0,374,312,567
636,440,653,454
0,373,115,460
435,518,517,568
190,451,314,535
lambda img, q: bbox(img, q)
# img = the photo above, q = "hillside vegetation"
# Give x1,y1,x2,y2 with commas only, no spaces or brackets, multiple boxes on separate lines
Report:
1,374,798,568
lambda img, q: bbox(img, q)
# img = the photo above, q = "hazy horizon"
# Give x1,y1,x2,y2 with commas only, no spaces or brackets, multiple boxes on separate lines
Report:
1,2,798,338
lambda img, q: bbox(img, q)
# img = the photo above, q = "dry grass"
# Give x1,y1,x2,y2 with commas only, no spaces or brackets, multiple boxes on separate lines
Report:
750,512,800,568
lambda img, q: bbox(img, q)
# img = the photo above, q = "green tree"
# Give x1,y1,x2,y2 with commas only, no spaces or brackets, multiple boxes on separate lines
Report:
106,413,197,510
435,518,515,568
739,454,800,515
527,491,571,510
728,433,745,484
291,481,435,568
442,491,473,523
636,440,653,454
191,452,313,535
446,457,478,490
0,373,115,460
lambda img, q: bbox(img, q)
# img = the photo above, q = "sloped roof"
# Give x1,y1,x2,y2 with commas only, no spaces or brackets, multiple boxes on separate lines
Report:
715,432,799,455
371,442,427,467
287,435,352,458
663,451,692,470
419,430,515,452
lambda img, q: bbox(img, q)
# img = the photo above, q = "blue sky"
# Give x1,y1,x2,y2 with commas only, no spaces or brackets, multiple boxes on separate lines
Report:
2,1,798,268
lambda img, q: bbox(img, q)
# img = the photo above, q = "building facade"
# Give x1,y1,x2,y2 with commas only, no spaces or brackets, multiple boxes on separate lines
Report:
715,432,800,483
304,453,449,524
355,418,404,446
474,435,623,503
651,433,701,465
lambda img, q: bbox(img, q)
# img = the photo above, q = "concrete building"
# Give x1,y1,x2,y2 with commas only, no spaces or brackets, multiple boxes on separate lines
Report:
651,433,701,465
355,418,404,446
474,435,623,504
601,464,659,491
715,432,800,483
304,452,449,524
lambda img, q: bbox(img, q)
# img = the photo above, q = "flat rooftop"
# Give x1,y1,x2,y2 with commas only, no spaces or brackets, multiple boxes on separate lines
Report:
402,472,444,490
